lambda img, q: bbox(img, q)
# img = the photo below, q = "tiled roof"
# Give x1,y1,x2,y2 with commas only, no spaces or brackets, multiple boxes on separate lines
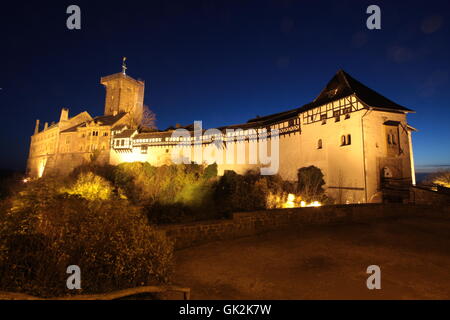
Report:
246,70,413,124
61,112,127,133
113,129,137,139
93,112,127,125
300,70,413,113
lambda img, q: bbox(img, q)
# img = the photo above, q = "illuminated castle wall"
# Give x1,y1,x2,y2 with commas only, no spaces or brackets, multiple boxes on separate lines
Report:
27,69,416,204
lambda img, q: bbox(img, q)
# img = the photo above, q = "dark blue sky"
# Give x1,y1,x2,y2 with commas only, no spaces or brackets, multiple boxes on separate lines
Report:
1,0,449,171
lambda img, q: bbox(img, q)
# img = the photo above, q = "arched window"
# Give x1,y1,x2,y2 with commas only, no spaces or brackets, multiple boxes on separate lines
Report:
341,135,346,146
347,134,351,145
317,139,323,149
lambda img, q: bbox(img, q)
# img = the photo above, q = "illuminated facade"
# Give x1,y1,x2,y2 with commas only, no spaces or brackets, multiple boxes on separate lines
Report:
27,69,416,203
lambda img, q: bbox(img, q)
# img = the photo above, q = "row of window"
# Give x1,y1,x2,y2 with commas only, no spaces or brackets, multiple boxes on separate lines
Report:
308,106,353,124
115,139,127,147
317,134,352,149
81,131,108,138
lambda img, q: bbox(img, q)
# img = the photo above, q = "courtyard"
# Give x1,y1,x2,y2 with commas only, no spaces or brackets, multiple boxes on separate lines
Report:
173,216,450,299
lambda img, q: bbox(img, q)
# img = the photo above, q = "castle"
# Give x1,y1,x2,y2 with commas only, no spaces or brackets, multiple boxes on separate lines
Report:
27,66,417,204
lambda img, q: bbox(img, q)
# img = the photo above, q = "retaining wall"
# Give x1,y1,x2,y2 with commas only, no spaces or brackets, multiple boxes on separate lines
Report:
161,204,450,249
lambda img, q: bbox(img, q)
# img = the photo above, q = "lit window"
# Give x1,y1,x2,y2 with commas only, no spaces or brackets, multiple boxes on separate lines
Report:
341,135,346,146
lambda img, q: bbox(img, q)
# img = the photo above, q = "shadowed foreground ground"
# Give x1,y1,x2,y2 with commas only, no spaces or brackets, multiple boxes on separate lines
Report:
173,217,450,299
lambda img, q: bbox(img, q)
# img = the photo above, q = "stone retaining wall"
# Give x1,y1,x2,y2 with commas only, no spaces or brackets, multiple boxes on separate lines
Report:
161,204,450,249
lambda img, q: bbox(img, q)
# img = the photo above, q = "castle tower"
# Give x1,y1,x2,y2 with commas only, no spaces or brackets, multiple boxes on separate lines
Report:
100,58,145,126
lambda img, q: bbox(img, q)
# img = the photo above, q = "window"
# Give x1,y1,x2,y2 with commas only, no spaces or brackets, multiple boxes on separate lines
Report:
121,140,125,146
141,146,148,154
334,110,340,122
341,134,351,146
93,131,99,137
317,139,323,149
387,130,397,146
103,132,108,136
115,140,119,146
320,114,327,125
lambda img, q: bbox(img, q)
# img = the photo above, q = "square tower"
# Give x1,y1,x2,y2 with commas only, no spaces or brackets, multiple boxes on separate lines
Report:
100,72,145,126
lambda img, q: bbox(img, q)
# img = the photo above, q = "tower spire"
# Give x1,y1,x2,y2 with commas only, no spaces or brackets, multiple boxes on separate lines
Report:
122,57,127,75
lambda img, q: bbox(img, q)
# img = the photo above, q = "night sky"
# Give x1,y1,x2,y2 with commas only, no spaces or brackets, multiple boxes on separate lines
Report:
1,0,449,172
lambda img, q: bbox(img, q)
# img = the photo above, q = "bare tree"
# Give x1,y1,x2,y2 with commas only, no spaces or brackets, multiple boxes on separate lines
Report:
297,166,326,202
141,105,157,129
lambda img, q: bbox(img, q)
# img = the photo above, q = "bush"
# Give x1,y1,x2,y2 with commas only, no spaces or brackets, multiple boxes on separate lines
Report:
297,166,326,202
214,170,291,214
425,170,450,188
113,162,219,224
0,177,174,298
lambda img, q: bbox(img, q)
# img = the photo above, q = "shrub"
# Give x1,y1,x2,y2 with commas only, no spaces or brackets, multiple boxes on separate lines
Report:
425,170,450,188
61,172,114,201
70,163,116,183
0,177,174,298
113,162,219,223
214,170,290,214
297,166,326,202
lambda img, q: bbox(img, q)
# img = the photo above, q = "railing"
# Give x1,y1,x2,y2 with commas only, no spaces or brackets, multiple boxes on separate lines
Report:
0,285,190,300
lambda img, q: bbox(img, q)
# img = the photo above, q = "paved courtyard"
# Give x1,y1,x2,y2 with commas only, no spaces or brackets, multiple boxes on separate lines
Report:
173,217,450,299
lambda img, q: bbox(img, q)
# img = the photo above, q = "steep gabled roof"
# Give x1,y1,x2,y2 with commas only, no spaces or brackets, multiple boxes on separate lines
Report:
246,70,413,125
61,112,128,133
93,112,128,125
299,70,413,113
